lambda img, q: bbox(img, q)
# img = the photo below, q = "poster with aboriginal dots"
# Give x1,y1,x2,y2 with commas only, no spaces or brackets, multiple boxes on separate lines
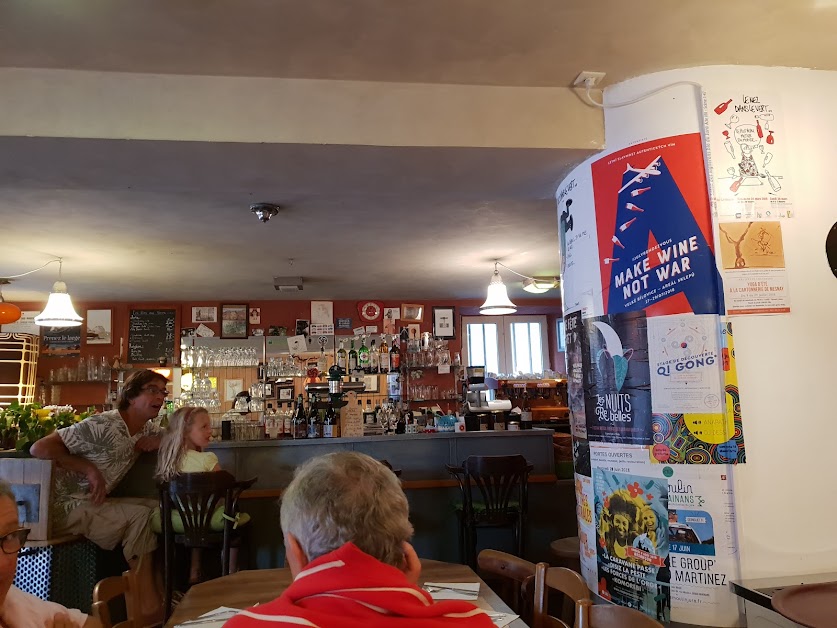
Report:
651,320,746,465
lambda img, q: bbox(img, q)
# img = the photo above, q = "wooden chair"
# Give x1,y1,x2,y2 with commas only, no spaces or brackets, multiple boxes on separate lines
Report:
532,561,590,628
446,455,533,566
575,599,665,628
92,570,136,628
477,549,537,625
159,470,257,620
378,459,403,477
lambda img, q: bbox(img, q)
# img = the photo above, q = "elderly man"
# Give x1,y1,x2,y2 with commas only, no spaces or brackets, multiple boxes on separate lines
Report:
0,480,97,627
226,452,493,628
31,369,167,624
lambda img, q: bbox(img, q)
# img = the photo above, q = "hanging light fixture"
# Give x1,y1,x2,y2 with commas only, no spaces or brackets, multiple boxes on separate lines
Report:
480,262,518,315
34,258,83,327
0,280,22,325
522,276,560,294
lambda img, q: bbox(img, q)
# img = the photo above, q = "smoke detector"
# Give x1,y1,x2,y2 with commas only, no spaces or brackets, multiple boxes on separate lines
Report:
274,276,303,292
250,202,281,223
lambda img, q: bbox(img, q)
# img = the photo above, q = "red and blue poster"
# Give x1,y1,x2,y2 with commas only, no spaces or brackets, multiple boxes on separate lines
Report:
592,134,723,317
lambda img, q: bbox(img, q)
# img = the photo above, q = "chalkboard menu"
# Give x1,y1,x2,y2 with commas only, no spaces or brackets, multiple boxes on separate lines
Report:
128,309,176,364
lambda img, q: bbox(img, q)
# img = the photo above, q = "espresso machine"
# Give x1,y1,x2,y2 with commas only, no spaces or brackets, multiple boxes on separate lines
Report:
462,366,511,431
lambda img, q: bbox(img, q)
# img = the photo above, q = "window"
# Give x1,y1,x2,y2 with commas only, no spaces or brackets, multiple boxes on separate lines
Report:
462,315,550,375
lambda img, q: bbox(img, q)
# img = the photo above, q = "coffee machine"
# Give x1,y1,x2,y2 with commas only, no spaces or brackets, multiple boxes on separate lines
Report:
462,366,511,431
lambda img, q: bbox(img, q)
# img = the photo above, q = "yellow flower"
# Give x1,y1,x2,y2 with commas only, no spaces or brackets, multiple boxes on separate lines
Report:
35,409,52,422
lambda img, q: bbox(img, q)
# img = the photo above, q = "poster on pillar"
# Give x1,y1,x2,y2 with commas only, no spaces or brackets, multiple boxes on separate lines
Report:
591,133,723,317
557,166,604,316
703,91,792,220
582,311,653,446
575,473,598,592
564,310,588,439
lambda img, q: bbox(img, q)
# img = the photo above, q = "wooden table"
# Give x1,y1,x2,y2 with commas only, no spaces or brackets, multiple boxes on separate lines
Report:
167,559,528,627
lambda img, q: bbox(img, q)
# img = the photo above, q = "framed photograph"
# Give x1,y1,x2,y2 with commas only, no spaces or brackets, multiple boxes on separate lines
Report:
192,306,218,323
401,303,424,323
433,307,456,339
295,319,310,338
362,374,379,392
85,308,113,345
221,304,248,338
278,385,294,401
224,379,244,402
249,307,261,325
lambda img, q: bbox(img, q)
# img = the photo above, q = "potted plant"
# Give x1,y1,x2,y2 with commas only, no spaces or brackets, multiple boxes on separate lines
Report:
0,402,93,455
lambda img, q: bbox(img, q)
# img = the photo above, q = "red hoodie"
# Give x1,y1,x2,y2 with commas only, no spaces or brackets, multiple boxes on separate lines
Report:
224,543,495,628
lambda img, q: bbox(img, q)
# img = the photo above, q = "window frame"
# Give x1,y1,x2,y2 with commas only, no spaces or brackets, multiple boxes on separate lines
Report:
461,315,550,375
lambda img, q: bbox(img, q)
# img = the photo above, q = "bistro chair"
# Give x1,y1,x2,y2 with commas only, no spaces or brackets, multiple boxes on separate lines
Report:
477,549,537,625
158,470,257,620
575,599,664,628
446,454,533,567
378,459,403,477
92,569,137,628
532,561,590,628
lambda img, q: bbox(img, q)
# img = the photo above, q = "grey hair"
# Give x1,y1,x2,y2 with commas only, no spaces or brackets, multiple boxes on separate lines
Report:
280,452,413,567
0,479,15,504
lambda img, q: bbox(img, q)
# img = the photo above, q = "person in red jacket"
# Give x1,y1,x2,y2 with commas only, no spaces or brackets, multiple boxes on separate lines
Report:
225,452,494,628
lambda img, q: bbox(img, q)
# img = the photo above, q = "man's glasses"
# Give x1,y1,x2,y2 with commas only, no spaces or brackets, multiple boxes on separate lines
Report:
0,528,30,554
141,386,168,397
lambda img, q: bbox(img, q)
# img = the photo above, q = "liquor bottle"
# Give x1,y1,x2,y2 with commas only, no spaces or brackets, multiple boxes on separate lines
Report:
348,339,358,373
282,403,293,439
364,399,374,425
292,395,308,439
379,335,390,373
307,396,323,438
317,346,328,373
358,335,371,373
323,402,337,438
390,335,401,369
521,391,533,430
369,338,379,373
336,340,348,373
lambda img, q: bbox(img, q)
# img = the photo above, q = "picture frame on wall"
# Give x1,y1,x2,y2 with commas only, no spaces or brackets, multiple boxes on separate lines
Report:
192,306,218,323
85,308,113,345
432,307,456,339
401,303,424,323
221,304,248,338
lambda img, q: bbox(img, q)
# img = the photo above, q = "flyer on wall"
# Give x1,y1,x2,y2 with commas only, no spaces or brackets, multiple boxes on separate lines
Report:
582,311,653,445
588,452,745,626
575,473,598,592
703,91,792,221
557,165,604,316
591,133,724,317
647,314,724,414
564,310,588,439
651,320,746,465
718,221,791,315
593,468,670,622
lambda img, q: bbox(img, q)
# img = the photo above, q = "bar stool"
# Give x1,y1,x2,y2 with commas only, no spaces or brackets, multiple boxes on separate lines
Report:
446,454,533,567
549,536,582,574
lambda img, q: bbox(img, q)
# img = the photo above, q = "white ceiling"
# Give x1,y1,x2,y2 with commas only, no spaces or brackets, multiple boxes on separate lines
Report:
2,0,837,302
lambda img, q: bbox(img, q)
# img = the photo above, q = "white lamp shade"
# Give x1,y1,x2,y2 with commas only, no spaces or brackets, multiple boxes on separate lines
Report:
480,270,517,315
522,277,559,294
34,281,83,327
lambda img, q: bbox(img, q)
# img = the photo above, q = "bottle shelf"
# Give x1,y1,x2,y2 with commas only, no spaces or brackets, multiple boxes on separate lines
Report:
45,380,112,385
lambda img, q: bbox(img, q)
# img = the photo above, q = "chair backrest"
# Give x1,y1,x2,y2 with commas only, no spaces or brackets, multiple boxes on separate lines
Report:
477,549,536,621
462,455,531,522
92,570,136,628
532,562,590,628
576,599,665,628
159,470,255,544
378,459,403,477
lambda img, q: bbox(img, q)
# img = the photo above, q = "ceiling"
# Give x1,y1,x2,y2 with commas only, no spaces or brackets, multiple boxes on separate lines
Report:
2,0,837,303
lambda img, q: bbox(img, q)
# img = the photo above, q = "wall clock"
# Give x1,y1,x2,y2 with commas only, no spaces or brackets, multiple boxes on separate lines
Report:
357,301,383,322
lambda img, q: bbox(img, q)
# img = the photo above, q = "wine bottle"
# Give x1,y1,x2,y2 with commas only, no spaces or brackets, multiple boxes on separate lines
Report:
348,339,358,373
358,335,371,373
323,402,337,438
292,394,308,439
714,98,733,115
379,335,390,373
390,335,401,369
307,396,322,438
336,340,348,373
369,338,379,373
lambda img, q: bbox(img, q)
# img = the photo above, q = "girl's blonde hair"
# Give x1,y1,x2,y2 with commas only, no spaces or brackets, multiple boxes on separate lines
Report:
155,406,209,482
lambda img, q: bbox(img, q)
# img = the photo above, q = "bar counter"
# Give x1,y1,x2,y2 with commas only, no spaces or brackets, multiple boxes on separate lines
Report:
120,429,576,569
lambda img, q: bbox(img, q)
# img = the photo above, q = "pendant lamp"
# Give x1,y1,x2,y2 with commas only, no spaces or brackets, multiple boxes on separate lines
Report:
480,262,517,315
0,280,22,325
34,259,83,327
